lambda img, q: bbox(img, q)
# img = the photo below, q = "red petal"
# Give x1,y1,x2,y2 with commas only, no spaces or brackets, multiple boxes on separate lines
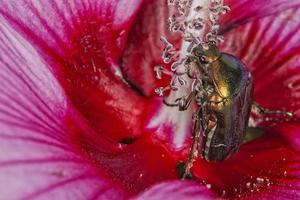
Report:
273,123,300,151
192,128,300,199
0,0,146,141
121,0,181,96
0,17,127,199
78,134,179,194
134,181,218,200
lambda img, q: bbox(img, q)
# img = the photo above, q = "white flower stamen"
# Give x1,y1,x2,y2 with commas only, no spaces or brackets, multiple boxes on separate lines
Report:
149,0,230,148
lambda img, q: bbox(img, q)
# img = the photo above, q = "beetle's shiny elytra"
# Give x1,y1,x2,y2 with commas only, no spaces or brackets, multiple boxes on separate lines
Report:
192,44,253,162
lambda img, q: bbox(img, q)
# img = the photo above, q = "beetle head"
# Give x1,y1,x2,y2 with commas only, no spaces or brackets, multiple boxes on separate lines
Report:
192,42,221,64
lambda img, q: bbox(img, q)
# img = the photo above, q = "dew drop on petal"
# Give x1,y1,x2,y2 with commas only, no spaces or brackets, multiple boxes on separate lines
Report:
246,182,251,188
256,177,264,183
283,157,286,161
221,190,226,197
288,82,294,89
234,188,238,193
206,183,212,189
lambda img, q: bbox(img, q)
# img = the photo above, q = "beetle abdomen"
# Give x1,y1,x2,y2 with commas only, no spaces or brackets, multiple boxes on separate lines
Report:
202,54,253,161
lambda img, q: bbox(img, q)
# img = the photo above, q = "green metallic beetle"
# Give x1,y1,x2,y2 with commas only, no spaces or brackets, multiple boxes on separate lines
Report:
192,44,253,161
161,43,292,178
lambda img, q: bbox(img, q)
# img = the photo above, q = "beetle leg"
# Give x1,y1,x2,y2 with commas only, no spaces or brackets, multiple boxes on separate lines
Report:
182,111,203,179
163,91,196,110
176,91,196,111
252,102,293,117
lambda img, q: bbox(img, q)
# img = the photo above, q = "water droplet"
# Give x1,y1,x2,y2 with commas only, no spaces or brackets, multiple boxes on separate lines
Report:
256,177,264,183
206,184,212,189
288,82,294,89
119,30,126,36
221,190,226,197
91,75,99,81
246,182,251,188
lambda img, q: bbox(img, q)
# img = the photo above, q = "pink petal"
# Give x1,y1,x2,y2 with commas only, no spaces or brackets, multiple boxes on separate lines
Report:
221,2,300,124
134,181,217,200
223,0,300,32
0,14,127,200
0,0,147,141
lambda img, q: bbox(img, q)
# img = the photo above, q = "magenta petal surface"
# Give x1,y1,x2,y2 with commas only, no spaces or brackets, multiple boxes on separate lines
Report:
0,0,147,141
222,3,300,113
0,15,127,200
0,0,179,198
134,181,217,200
223,0,300,32
1,0,300,199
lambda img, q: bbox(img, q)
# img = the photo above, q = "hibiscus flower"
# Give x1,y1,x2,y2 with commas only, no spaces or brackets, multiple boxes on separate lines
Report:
1,0,300,199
